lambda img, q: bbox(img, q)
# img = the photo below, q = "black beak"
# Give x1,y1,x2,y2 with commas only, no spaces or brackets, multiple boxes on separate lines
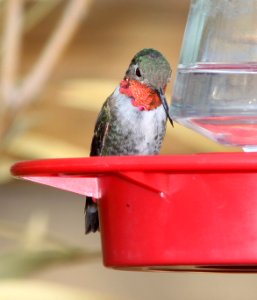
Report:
157,88,173,127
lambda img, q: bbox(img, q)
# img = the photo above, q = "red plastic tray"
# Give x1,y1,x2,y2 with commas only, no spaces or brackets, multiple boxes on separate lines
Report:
11,153,257,272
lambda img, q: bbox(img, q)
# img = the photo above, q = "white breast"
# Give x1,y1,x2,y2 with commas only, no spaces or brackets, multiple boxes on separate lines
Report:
111,87,167,154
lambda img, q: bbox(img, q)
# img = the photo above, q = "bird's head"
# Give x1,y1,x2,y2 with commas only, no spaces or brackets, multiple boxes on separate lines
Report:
125,48,171,90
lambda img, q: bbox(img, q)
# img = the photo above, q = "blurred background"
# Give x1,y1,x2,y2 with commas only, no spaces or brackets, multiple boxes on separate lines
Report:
2,0,256,299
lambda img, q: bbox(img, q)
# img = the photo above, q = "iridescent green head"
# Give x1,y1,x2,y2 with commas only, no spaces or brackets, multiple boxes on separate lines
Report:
125,48,171,90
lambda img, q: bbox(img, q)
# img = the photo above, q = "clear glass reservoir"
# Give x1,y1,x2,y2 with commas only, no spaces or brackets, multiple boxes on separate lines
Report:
171,0,257,150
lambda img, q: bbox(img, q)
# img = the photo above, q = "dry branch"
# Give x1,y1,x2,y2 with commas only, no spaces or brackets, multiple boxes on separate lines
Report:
18,0,92,108
1,0,23,106
0,0,92,149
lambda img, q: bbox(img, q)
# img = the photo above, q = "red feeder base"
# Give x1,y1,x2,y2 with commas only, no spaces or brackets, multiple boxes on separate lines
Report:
10,153,257,272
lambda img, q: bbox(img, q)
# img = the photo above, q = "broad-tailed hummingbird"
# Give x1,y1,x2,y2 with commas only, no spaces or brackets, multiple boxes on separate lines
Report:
85,48,172,233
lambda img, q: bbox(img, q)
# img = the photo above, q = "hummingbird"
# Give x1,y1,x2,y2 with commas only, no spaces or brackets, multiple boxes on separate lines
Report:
85,48,172,234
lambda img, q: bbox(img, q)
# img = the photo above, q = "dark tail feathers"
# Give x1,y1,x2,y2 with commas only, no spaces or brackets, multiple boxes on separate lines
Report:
85,197,99,234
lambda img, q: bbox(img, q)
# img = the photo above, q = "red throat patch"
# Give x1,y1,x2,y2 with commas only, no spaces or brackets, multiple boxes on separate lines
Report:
119,79,162,111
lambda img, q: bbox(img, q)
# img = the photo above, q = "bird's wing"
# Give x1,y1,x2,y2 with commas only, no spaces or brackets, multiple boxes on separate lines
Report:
90,100,111,156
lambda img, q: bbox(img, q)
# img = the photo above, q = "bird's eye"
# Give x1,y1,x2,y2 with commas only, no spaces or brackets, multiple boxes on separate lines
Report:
136,67,142,77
